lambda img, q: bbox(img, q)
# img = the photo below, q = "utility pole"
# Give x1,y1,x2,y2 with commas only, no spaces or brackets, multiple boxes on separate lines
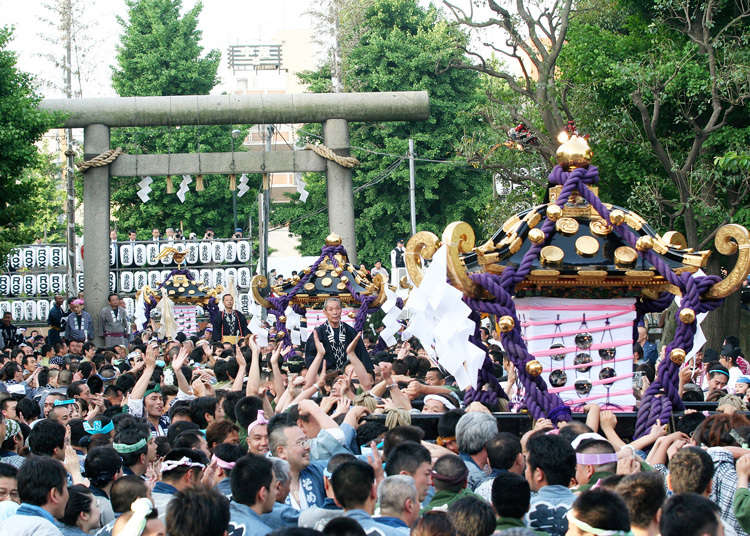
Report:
408,138,416,236
63,0,77,298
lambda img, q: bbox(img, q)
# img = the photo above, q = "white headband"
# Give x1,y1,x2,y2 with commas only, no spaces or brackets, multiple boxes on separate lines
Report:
161,456,205,473
424,394,457,411
570,432,607,450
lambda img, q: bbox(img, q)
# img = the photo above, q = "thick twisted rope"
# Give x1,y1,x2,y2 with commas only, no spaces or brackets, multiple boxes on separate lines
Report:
77,147,123,173
305,143,360,168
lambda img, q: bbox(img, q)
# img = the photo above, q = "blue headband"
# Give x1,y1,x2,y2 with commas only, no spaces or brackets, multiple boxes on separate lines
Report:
83,420,114,435
53,399,76,407
709,369,730,377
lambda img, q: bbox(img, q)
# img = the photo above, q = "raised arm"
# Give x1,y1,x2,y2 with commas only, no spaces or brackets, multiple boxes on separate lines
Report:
130,343,157,400
346,333,372,391
231,341,247,392
246,335,262,397
304,330,326,388
171,346,192,395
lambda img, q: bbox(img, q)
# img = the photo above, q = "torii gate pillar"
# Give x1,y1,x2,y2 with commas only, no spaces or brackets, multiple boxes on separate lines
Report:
83,124,111,344
324,119,357,265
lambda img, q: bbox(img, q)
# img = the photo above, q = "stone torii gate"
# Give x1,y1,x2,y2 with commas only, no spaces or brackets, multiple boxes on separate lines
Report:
41,92,430,344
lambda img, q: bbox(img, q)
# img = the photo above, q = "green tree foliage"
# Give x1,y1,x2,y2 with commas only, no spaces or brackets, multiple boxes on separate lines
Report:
558,0,750,248
0,27,62,260
272,0,493,265
109,0,258,239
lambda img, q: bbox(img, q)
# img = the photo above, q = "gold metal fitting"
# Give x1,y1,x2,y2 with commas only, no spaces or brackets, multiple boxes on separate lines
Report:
614,246,638,268
540,245,564,266
546,205,562,222
609,210,625,226
678,308,696,324
575,235,600,257
525,360,543,377
325,233,342,246
636,236,654,252
498,315,515,333
278,316,286,323
556,217,579,236
528,228,545,245
669,348,686,365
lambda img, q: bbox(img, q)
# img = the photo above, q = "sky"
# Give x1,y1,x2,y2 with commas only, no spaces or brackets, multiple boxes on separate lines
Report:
0,0,319,97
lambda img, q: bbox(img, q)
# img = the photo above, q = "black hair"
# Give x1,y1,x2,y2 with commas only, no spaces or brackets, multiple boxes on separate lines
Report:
486,432,521,471
222,390,245,423
234,396,263,428
16,455,67,506
205,420,240,451
383,426,425,459
447,495,496,536
16,396,40,422
84,446,122,489
0,462,17,478
432,454,468,492
355,421,387,447
572,489,630,532
78,361,94,379
166,486,230,536
168,400,192,423
231,453,273,507
437,409,465,438
213,443,244,472
189,396,218,429
708,364,729,379
491,471,530,518
62,484,94,526
68,418,87,448
331,460,374,509
174,431,205,451
87,374,104,395
110,475,149,513
384,441,431,477
660,493,720,536
526,433,576,486
668,447,714,494
113,421,150,467
28,418,66,456
675,412,707,436
616,472,666,529
115,374,136,394
167,421,200,446
323,517,367,536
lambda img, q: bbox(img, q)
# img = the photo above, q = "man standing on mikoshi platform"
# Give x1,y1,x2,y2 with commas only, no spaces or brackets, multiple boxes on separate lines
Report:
211,293,248,345
304,297,373,373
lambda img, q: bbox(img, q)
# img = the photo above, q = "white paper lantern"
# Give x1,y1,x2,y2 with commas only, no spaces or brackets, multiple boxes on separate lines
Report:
212,241,226,264
199,269,213,288
237,267,251,288
134,271,148,290
236,241,251,263
9,275,22,296
224,241,237,263
50,247,64,267
37,246,50,268
146,243,160,266
8,249,21,270
213,268,225,288
120,271,134,293
22,247,36,269
199,242,211,264
120,244,133,266
187,242,199,264
148,270,161,289
0,275,9,295
24,300,37,322
23,275,36,296
160,242,174,265
134,244,147,266
76,274,85,293
37,274,50,295
37,299,50,322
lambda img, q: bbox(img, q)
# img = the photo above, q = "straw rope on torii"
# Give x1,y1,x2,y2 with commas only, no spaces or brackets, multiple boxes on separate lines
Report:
305,143,360,168
76,147,123,173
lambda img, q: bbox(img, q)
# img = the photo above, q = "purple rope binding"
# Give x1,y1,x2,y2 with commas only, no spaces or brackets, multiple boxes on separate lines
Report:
263,244,379,353
554,166,724,438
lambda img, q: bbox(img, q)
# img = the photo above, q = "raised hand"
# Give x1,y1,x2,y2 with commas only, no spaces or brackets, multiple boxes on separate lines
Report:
172,346,189,371
346,332,362,355
313,329,326,356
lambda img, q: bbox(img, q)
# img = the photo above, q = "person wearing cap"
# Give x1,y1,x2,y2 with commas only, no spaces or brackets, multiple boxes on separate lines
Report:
0,419,25,469
735,376,750,397
232,228,243,239
64,299,93,344
422,454,477,513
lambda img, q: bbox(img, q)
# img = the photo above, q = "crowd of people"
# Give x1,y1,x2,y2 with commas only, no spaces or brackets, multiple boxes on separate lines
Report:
0,293,747,536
